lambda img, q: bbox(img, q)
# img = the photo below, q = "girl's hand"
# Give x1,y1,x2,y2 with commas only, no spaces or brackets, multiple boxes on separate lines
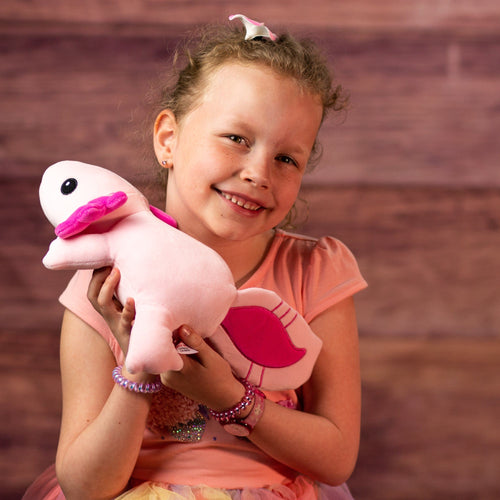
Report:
87,267,135,356
161,325,246,411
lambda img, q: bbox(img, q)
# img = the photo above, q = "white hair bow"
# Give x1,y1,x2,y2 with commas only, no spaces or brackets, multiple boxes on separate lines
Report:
229,14,277,41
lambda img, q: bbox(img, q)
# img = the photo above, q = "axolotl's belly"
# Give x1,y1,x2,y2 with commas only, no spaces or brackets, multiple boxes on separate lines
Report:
111,215,237,334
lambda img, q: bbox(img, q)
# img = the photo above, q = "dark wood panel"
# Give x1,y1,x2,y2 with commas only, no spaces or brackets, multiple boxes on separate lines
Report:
0,330,61,500
351,336,500,500
300,185,500,336
1,28,500,186
2,0,500,31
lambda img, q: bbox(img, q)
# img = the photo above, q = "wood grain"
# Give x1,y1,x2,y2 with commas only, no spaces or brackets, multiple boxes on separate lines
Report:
1,2,499,499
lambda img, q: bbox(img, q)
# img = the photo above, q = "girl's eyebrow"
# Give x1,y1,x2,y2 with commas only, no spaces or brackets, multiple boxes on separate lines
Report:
222,118,252,131
276,141,310,158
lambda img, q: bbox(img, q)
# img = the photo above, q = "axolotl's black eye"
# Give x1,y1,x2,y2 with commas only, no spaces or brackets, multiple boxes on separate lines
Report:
61,178,78,195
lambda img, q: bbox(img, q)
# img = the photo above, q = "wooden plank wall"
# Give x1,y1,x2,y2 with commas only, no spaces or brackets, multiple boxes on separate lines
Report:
1,0,499,337
1,2,499,499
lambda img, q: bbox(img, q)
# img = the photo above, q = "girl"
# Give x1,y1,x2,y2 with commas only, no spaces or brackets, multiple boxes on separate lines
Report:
24,15,367,500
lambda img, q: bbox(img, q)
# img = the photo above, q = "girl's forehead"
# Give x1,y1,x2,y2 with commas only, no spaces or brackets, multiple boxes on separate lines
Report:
202,62,317,106
188,62,323,144
176,61,323,144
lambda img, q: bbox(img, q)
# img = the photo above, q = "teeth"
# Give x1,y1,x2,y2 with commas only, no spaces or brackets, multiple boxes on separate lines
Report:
221,192,261,211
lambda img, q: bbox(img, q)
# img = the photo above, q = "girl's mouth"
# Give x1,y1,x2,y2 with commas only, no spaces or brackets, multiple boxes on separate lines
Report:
217,190,264,212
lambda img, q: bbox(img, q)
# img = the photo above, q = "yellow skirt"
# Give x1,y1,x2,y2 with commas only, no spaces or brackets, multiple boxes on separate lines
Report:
116,483,236,499
115,477,353,500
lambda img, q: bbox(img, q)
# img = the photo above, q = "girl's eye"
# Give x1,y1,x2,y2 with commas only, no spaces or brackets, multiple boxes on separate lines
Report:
276,155,298,168
228,135,247,145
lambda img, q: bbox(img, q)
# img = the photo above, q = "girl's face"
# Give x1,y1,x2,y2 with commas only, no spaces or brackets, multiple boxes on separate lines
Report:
156,62,323,246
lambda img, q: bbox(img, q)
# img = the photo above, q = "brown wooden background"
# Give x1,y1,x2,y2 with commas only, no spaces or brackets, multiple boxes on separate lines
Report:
1,1,499,498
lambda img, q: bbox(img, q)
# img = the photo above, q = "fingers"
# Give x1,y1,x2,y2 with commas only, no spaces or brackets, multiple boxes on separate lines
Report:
163,325,243,409
175,326,224,370
88,267,122,315
121,297,136,325
87,267,135,356
119,297,136,332
178,325,205,351
87,267,113,309
97,267,121,311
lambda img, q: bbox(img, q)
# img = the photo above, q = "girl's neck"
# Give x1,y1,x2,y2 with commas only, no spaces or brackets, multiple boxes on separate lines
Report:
232,230,276,288
196,229,276,287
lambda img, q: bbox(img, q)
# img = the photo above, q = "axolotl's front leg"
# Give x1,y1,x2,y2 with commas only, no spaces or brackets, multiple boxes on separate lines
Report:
43,234,113,271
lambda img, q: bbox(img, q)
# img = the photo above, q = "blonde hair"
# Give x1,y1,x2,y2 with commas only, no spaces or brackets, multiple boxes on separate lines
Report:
154,22,347,167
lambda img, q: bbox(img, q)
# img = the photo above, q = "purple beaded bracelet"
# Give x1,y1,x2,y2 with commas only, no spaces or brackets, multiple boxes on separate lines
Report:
208,379,255,424
112,366,162,394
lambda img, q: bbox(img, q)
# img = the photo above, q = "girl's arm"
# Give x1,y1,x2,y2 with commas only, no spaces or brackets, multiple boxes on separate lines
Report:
164,296,361,486
250,296,361,484
55,270,154,500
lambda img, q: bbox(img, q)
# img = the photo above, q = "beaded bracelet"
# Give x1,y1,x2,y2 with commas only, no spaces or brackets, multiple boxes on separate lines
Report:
112,365,162,394
208,379,255,424
222,389,267,437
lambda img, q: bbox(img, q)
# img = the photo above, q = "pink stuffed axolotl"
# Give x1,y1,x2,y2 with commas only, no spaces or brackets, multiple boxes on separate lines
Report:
39,160,322,390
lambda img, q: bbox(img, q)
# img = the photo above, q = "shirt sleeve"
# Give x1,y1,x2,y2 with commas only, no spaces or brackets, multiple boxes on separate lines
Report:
59,269,124,364
302,236,367,323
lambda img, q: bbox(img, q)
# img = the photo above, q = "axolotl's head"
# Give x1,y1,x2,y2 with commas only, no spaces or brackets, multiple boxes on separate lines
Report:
39,160,148,238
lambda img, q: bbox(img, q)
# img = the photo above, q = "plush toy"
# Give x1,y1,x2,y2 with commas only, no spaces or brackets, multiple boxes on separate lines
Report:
39,160,322,390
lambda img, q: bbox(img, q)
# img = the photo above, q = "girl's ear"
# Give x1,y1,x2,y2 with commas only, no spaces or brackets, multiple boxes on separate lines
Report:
154,110,178,168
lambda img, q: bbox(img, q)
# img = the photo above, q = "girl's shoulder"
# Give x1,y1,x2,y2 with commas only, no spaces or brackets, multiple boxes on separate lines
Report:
246,230,367,322
270,229,360,270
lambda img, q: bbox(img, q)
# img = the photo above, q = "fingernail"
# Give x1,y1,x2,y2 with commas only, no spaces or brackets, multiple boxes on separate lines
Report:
181,325,193,336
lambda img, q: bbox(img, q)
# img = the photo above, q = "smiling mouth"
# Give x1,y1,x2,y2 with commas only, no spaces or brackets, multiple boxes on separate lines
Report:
217,190,264,212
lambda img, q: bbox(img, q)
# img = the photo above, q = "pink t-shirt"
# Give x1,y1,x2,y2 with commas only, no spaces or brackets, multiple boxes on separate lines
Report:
59,230,367,489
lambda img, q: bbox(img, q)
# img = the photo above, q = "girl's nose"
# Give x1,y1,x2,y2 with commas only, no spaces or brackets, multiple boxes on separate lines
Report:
240,158,270,189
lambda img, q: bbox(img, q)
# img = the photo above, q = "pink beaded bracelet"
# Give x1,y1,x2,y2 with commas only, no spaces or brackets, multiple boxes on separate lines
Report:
112,365,162,394
208,379,255,424
222,389,266,437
